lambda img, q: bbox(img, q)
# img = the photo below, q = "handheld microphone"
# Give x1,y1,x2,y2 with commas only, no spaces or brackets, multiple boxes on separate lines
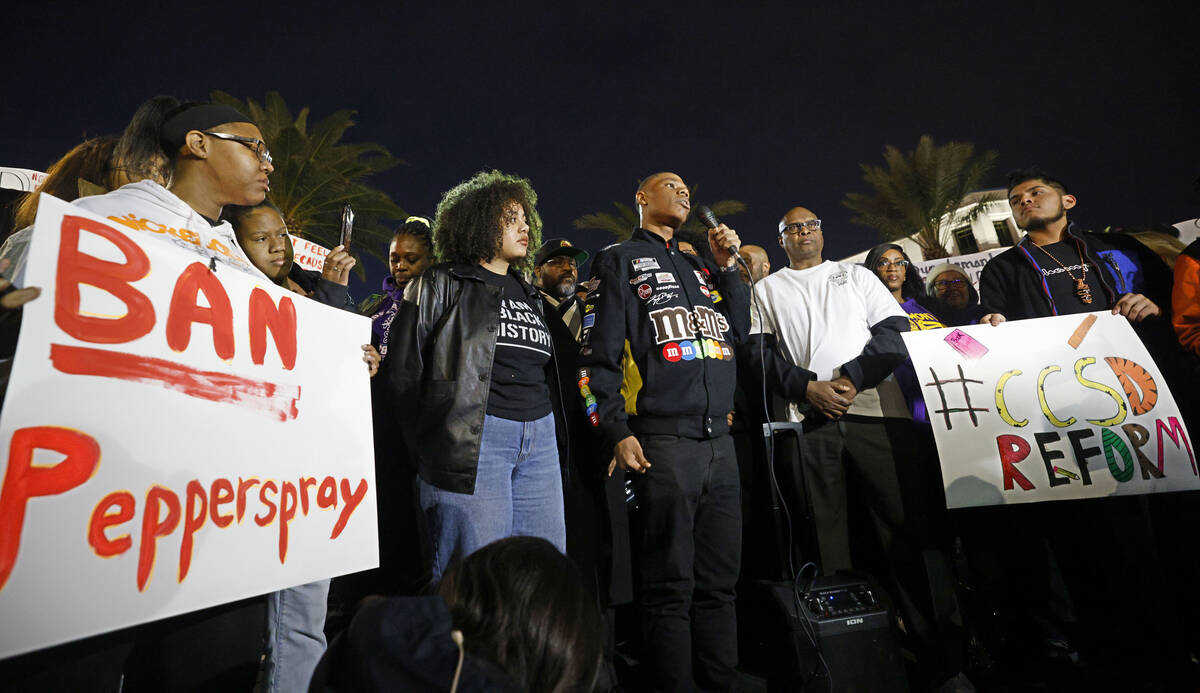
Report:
695,205,746,267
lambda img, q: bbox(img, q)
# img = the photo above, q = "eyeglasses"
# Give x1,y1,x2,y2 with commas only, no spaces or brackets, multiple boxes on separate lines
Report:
780,219,822,236
876,259,908,269
201,131,273,165
543,256,577,269
934,278,967,289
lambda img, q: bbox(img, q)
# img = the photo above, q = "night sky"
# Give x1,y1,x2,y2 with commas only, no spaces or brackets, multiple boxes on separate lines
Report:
3,3,1197,295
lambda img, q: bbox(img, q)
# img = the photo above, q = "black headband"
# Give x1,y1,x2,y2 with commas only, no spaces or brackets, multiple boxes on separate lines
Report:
160,104,253,151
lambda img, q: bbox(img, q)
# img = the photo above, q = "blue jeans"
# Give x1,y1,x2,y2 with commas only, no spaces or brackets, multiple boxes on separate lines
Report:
420,412,565,580
260,579,329,693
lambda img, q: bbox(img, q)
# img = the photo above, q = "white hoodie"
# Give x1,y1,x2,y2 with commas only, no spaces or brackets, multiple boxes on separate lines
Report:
0,180,268,283
72,180,267,279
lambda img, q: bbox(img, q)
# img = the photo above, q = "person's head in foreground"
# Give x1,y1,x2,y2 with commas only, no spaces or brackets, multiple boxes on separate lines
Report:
439,536,603,693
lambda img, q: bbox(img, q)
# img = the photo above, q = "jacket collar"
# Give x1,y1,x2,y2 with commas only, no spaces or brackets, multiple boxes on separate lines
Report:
446,262,540,300
632,227,678,249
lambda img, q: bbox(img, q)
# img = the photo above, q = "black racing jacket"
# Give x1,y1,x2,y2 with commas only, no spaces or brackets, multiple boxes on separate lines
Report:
578,227,750,450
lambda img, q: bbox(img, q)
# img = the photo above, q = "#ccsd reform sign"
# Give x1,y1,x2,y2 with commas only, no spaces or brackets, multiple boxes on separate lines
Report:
902,312,1197,509
0,196,377,659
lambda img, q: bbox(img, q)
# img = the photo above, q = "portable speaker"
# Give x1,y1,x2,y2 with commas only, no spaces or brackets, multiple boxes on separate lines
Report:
741,572,909,692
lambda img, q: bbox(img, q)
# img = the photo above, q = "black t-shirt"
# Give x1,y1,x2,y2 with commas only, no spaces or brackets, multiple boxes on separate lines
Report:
480,270,552,420
1027,240,1108,315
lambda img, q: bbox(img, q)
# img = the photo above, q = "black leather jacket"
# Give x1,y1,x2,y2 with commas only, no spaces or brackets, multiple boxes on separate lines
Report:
383,262,566,494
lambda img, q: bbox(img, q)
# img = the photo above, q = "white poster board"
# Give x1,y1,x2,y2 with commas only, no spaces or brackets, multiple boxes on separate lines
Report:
902,311,1197,509
0,196,377,659
291,235,330,274
0,166,47,192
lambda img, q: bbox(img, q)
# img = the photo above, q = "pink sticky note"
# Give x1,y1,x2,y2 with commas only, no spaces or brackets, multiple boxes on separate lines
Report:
944,328,989,359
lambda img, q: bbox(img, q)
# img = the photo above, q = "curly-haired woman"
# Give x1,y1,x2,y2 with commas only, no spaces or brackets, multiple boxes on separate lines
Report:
384,170,565,580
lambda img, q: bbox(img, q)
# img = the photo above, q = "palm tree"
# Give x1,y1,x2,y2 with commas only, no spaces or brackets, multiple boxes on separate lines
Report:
572,202,640,242
209,91,407,275
573,192,746,243
842,135,998,260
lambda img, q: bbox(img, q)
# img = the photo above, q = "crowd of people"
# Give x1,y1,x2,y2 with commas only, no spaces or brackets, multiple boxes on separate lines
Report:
1,96,1199,692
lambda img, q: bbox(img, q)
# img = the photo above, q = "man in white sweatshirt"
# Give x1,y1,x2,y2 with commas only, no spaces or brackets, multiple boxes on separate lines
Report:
748,206,974,691
748,206,911,569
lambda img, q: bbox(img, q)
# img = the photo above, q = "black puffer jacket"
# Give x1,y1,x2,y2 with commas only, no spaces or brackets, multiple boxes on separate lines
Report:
383,262,565,494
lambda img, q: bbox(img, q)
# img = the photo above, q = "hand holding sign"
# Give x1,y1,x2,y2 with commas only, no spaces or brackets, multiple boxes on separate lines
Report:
1112,293,1160,323
362,344,380,378
0,197,377,659
0,259,39,312
902,311,1196,509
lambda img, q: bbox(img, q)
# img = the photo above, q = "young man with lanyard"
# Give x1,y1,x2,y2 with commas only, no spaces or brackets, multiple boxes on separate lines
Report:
978,169,1193,677
579,172,748,692
979,168,1162,325
748,207,976,690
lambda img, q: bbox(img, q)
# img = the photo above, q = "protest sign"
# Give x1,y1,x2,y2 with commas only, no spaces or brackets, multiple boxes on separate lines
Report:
0,196,377,659
902,311,1196,509
0,166,46,192
911,247,1005,290
291,235,330,273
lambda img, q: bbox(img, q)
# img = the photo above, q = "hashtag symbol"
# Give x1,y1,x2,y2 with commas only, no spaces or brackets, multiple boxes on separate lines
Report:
924,365,988,430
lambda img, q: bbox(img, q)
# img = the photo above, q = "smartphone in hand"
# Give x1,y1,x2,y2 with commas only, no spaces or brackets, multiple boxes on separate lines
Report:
340,204,354,248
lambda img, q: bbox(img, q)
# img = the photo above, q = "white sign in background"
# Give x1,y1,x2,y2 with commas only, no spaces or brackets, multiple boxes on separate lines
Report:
911,247,1005,291
0,166,47,192
0,196,377,659
291,235,330,273
903,312,1197,509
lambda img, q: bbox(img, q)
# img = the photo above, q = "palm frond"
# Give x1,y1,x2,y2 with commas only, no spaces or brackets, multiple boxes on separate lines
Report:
212,91,409,263
842,135,998,259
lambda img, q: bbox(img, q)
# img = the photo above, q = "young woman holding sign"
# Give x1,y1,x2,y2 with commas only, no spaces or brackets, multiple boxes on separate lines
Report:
225,200,379,693
383,170,567,582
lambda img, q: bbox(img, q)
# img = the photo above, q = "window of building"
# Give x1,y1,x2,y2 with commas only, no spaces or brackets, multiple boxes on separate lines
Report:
992,220,1016,246
953,226,979,254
